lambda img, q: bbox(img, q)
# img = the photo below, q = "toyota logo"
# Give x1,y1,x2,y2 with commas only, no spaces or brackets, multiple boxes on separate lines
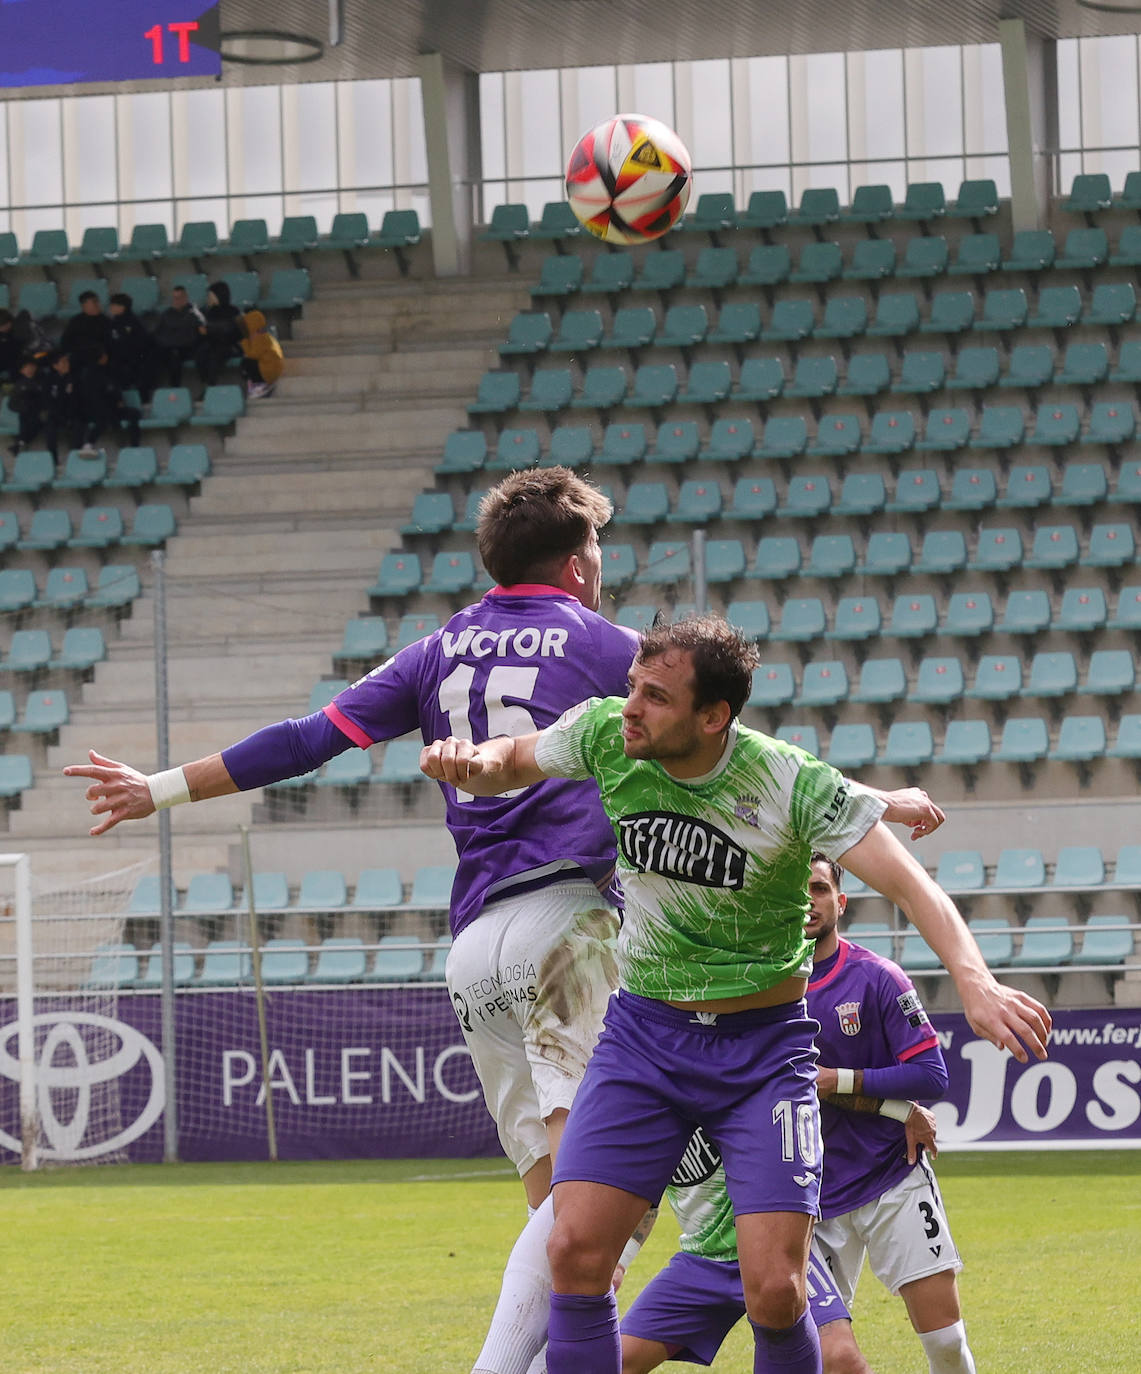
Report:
0,1013,165,1160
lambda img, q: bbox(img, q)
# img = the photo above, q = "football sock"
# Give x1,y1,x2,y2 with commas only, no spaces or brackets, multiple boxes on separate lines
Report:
919,1320,976,1373
749,1308,823,1372
546,1291,620,1374
524,1350,547,1374
471,1195,555,1374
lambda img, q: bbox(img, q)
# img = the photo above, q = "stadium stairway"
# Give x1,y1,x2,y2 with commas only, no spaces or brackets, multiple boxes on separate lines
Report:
8,273,531,890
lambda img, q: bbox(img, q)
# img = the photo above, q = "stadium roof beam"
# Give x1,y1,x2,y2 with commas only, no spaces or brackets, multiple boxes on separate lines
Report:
1000,18,1059,232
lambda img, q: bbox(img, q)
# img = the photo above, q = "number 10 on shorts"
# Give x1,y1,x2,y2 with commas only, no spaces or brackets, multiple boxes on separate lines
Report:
773,1099,819,1166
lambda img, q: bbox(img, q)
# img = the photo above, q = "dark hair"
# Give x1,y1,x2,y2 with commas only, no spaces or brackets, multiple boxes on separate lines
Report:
0,308,12,328
110,292,132,309
810,852,843,890
476,466,612,587
78,290,99,306
636,616,760,720
171,283,188,295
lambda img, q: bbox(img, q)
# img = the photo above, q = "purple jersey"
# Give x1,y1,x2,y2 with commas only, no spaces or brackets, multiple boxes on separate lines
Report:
323,586,639,938
807,939,939,1217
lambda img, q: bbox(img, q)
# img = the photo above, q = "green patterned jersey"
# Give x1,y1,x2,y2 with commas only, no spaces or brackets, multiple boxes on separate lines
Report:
534,698,885,1001
666,1128,738,1263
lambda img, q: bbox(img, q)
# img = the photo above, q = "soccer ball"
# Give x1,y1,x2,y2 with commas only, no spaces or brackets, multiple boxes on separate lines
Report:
565,114,692,245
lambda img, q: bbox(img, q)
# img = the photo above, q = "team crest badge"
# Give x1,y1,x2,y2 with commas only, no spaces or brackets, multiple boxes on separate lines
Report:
734,795,762,828
836,1001,861,1036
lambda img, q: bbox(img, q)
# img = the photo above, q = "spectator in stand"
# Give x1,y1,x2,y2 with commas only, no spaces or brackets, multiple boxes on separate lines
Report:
152,285,205,388
42,350,83,463
77,350,143,453
0,309,23,383
60,291,113,380
195,280,243,391
108,292,158,401
239,309,283,398
6,353,45,456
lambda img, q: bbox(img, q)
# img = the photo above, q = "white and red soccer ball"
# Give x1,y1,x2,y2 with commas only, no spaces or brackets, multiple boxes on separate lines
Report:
565,114,693,245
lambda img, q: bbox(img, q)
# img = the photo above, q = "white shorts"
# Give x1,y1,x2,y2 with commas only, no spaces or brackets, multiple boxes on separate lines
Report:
813,1158,963,1307
445,879,619,1177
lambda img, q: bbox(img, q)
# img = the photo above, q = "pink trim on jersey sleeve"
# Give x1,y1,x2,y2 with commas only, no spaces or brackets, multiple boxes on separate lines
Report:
487,583,574,598
898,1035,939,1061
807,939,850,992
323,702,374,750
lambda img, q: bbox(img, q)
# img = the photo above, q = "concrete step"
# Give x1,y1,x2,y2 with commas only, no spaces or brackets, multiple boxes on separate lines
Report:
187,469,423,522
224,407,467,456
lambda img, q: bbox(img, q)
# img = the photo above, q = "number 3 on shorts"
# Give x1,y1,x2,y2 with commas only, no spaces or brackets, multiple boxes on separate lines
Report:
918,1200,941,1240
773,1099,818,1166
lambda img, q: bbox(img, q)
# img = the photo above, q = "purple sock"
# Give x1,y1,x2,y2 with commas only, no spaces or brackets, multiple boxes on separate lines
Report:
546,1291,620,1374
750,1308,823,1373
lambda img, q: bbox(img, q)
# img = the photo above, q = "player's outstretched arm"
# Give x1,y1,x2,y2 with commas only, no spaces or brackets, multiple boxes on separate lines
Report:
62,750,238,837
861,785,945,841
840,822,1052,1063
420,733,549,795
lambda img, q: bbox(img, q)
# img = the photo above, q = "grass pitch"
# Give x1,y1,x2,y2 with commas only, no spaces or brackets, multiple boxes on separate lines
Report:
2,1150,1136,1373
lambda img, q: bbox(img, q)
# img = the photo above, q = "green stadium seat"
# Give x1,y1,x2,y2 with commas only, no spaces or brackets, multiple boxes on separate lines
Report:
1108,586,1141,630
637,541,691,586
948,232,1001,277
740,189,788,231
1085,403,1135,447
825,723,877,770
63,277,111,314
321,212,370,254
842,239,896,280
68,505,123,549
190,384,245,427
1083,282,1135,327
1118,172,1141,211
1063,173,1113,214
1056,587,1107,633
772,597,827,643
85,564,140,609
196,940,251,987
1110,718,1141,758
740,243,792,287
999,589,1051,635
573,365,628,411
634,249,689,294
687,246,738,289
1050,716,1107,763
120,222,169,262
943,468,996,512
597,422,647,465
424,551,477,594
409,865,456,908
377,738,427,784
1025,525,1080,571
369,552,422,598
994,717,1049,763
880,721,935,767
1027,285,1082,329
297,869,349,912
969,524,1024,574
1108,223,1141,266
865,412,917,457
37,567,88,609
481,202,529,246
897,181,946,221
748,664,796,709
790,241,843,284
1075,916,1134,966
601,543,638,582
227,217,269,257
866,291,921,336
968,918,1015,967
797,660,849,707
0,231,15,268
351,868,404,910
975,287,1028,333
1009,916,1073,969
103,445,157,488
217,270,259,312
615,604,659,633
708,301,761,345
750,536,801,580
805,534,856,579
859,532,912,576
734,357,786,402
121,503,175,547
183,872,235,918
757,415,808,459
702,539,747,583
1055,342,1109,387
402,491,454,535
260,267,313,310
779,474,831,519
814,296,868,340
844,922,895,958
921,289,975,335
270,215,318,255
437,431,487,475
546,425,594,469
21,228,69,267
602,305,656,351
17,281,60,321
518,368,573,414
834,472,886,516
682,192,737,236
1052,846,1105,888
1056,226,1109,270
53,448,108,491
785,356,838,399
334,617,390,666
935,850,987,894
306,680,348,714
646,419,697,464
888,594,937,638
943,346,998,394
910,656,965,704
50,626,106,672
807,414,861,458
531,201,583,244
970,405,1025,451
0,396,15,436
761,299,815,342
887,468,939,512
1029,404,1080,447
726,600,771,641
18,508,71,551
729,475,777,520
467,371,522,415
996,464,1051,509
0,510,17,553
12,689,69,735
704,419,755,463
776,725,822,757
935,721,992,767
549,307,606,356
0,691,15,728
311,937,368,985
256,939,309,986
669,479,721,524
140,387,193,429
1023,650,1078,697
1082,522,1135,568
897,350,945,394
2,630,51,673
176,220,219,262
967,656,1022,700
896,236,948,279
827,597,882,642
1002,229,1055,272
501,311,554,357
1055,462,1107,507
916,408,971,452
1000,344,1054,391
1080,649,1134,695
86,943,139,990
915,530,967,575
487,427,541,471
791,187,841,227
0,753,33,802
530,254,585,299
0,570,36,613
677,360,732,405
842,183,894,224
615,480,669,526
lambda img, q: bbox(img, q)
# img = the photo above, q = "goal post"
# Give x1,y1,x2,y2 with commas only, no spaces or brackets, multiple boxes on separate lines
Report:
4,854,36,1171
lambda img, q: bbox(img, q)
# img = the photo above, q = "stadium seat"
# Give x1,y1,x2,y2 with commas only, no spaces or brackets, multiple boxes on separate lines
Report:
21,228,69,267
2,630,51,673
436,431,487,476
702,539,747,583
996,465,1051,509
36,567,88,610
1083,282,1135,327
257,939,309,986
5,450,53,494
825,723,877,770
424,551,477,594
487,427,542,470
898,181,945,221
601,543,637,583
996,718,1048,766
792,187,841,227
944,346,999,395
601,306,656,351
725,600,771,641
772,597,827,643
86,944,139,990
740,189,788,231
864,412,916,456
948,232,1001,276
50,627,106,672
910,657,965,704
573,365,627,411
843,183,895,224
104,445,158,488
183,873,235,918
531,201,582,244
365,936,423,983
50,449,107,492
309,937,367,984
842,240,896,281
806,414,861,458
749,536,801,581
1108,342,1141,384
775,724,822,756
260,268,313,311
1025,525,1080,571
646,420,699,463
1009,916,1073,969
140,387,193,430
837,352,890,397
1108,717,1141,759
834,472,886,517
1075,916,1135,966
638,541,690,586
615,604,658,634
827,597,882,642
18,508,71,551
761,299,815,342
936,851,987,893
1029,404,1080,448
951,178,999,220
969,527,1022,572
16,281,60,321
196,940,251,988
1057,226,1109,270
1063,173,1113,214
920,290,975,335
993,848,1046,889
888,594,937,638
966,656,1022,700
657,304,709,349
546,426,594,469
122,503,175,547
880,721,935,768
632,249,685,293
943,468,996,512
369,552,422,599
669,479,722,525
748,664,796,709
1000,344,1053,391
1055,342,1109,387
729,476,777,520
805,534,856,579
85,564,140,610
740,243,792,287
0,570,36,613
968,918,1015,967
850,658,907,704
1081,650,1134,696
1056,587,1107,633
530,255,584,299
614,481,669,525
999,589,1051,635
402,491,454,535
190,384,245,427
866,292,921,337
1107,586,1141,630
597,423,647,465
896,237,948,279
1022,651,1078,698
317,750,373,788
468,370,522,415
1002,229,1055,272
1055,462,1108,507
1026,285,1082,329
916,408,971,453
1110,460,1141,502
708,301,761,345
935,720,991,767
785,356,838,400
379,738,429,783
11,691,68,736
897,350,945,395
687,245,738,288
500,311,554,356
1081,523,1135,568
1050,717,1107,764
886,468,939,512
796,661,849,707
677,361,732,405
734,357,786,403
756,415,808,459
859,532,912,577
68,505,123,550
779,475,831,519
790,241,842,284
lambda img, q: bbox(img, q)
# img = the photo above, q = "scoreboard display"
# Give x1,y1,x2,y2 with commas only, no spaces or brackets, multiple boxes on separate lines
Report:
0,1,221,87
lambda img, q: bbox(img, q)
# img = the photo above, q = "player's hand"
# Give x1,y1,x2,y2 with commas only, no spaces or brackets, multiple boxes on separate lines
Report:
611,1263,627,1293
879,787,945,841
420,736,487,786
960,978,1052,1064
904,1103,938,1164
815,1065,839,1099
61,749,155,836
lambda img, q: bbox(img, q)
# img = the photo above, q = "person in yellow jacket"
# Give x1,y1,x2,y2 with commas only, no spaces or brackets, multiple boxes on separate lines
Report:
240,309,284,398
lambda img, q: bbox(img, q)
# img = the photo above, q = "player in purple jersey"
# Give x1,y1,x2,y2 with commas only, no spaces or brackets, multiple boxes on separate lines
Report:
806,854,977,1374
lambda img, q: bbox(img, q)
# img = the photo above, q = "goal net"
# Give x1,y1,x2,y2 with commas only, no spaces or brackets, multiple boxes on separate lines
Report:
0,853,156,1169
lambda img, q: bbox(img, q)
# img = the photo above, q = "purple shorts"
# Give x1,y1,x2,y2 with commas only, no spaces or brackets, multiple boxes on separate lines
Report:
552,990,821,1217
622,1249,851,1366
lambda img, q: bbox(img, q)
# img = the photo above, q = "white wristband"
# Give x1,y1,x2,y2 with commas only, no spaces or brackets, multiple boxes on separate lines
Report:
835,1067,855,1096
880,1098,913,1123
618,1235,643,1273
147,766,191,810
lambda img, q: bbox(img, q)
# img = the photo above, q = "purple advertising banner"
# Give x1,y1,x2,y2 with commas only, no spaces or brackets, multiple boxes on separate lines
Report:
1,993,1139,1165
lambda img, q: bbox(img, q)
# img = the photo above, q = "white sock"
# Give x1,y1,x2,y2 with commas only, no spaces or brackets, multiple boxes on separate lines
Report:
919,1320,976,1374
471,1193,555,1374
524,1350,547,1374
